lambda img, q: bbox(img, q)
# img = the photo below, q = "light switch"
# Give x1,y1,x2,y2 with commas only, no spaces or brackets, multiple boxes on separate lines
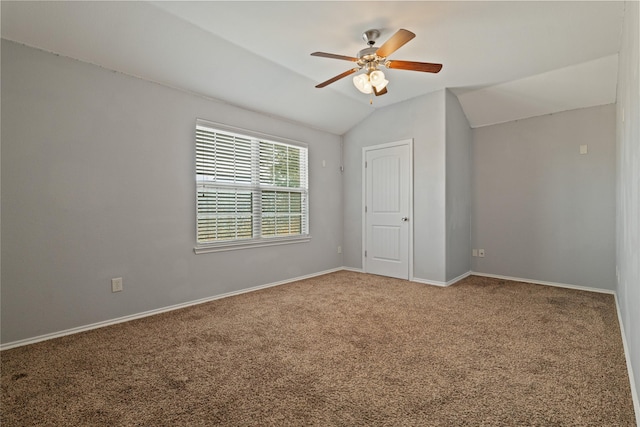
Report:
580,145,588,154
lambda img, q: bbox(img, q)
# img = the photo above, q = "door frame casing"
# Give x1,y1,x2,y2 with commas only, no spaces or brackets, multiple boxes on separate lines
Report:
362,139,414,280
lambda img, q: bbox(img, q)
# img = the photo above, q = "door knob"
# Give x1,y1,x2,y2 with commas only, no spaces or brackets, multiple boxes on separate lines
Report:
401,217,409,222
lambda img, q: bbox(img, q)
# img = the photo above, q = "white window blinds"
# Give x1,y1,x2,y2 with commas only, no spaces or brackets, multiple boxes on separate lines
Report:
195,120,309,249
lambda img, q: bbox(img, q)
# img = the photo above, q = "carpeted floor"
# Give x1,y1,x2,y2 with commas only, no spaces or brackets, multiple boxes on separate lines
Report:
1,271,636,426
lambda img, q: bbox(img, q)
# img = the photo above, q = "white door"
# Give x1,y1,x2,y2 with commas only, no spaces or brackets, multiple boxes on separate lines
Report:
363,141,412,280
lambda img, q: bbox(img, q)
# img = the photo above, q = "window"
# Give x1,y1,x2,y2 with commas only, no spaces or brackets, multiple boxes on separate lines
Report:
195,120,309,253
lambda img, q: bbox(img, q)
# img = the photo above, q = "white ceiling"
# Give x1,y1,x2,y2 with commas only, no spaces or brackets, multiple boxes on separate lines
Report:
1,1,624,135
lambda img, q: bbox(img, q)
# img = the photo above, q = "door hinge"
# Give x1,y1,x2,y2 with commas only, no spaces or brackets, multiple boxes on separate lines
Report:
365,205,367,213
364,250,367,257
365,161,368,168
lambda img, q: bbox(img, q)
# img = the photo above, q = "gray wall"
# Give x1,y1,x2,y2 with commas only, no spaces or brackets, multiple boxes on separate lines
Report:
616,0,640,412
471,104,616,290
342,91,447,282
1,40,343,344
445,90,472,281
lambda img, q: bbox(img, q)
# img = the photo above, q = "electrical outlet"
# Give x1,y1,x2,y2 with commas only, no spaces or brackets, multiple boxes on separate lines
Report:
111,277,123,293
478,249,485,258
337,245,342,254
472,249,478,257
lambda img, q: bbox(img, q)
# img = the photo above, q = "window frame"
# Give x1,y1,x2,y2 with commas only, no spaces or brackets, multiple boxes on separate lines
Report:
194,119,310,254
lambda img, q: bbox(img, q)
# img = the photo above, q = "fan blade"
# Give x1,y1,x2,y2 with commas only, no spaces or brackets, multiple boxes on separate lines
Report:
311,52,358,62
375,29,416,58
315,68,359,88
373,86,388,96
385,60,442,73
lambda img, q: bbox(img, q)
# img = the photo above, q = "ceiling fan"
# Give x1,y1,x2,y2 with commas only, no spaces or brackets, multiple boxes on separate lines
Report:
311,29,442,97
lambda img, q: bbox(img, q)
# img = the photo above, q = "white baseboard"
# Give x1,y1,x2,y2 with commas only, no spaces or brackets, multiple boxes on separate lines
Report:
412,270,472,287
411,277,448,287
343,268,471,287
0,267,344,351
470,271,616,295
615,294,640,425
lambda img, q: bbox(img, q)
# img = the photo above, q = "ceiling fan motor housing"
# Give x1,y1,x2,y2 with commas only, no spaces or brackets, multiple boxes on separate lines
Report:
358,30,388,71
357,47,384,72
358,47,378,61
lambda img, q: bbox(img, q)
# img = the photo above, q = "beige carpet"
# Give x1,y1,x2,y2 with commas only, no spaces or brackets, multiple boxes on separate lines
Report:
1,271,636,426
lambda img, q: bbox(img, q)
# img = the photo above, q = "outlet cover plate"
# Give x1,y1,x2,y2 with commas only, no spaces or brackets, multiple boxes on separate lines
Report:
111,277,123,292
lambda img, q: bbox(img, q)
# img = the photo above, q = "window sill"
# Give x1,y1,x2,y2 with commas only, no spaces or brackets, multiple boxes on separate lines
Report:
194,235,311,254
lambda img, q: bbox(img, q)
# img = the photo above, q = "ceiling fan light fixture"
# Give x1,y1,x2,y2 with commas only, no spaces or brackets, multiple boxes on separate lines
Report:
374,78,389,92
369,70,384,84
353,73,373,94
369,70,389,91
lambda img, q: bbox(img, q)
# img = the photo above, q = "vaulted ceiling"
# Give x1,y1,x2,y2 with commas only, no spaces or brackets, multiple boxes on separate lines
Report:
1,1,624,135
